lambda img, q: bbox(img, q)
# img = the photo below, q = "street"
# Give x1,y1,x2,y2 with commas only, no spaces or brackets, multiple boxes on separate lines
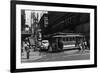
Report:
21,49,90,63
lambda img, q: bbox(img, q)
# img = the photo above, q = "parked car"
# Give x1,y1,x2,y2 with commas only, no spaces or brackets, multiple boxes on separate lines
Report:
41,40,49,50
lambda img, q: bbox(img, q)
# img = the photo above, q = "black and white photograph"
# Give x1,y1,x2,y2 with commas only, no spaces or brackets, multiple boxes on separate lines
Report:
11,1,97,72
21,10,90,63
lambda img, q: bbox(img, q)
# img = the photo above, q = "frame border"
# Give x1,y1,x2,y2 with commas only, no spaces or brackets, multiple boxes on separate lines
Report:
10,1,97,72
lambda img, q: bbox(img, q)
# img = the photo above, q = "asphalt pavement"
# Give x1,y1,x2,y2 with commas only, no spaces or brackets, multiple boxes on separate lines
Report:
21,49,90,63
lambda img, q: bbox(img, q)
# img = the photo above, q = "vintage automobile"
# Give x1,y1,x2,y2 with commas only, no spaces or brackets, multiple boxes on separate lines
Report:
41,40,49,50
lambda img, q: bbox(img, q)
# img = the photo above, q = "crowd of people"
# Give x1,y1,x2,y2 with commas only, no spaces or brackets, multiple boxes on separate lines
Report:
76,38,89,53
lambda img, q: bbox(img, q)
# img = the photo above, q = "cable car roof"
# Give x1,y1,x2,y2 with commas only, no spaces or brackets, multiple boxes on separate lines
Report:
53,34,84,37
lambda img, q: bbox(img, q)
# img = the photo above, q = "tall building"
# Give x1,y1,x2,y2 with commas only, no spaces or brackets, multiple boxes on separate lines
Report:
21,10,25,32
39,13,49,39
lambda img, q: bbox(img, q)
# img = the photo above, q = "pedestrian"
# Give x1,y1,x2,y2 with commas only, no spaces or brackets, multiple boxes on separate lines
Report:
28,35,35,51
84,40,87,49
24,40,30,59
52,41,56,52
79,42,82,51
87,39,90,50
58,39,63,51
79,39,85,54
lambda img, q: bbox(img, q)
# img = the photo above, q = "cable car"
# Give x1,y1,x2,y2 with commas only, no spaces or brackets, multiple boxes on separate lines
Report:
49,33,85,51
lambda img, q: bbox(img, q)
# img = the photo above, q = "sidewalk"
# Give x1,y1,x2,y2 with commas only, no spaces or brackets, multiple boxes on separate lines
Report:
21,51,44,62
